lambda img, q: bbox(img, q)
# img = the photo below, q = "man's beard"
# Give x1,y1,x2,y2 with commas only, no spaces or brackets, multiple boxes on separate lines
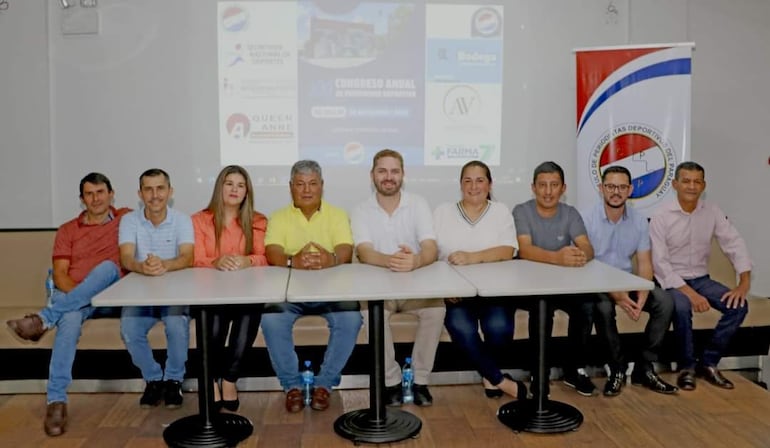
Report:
605,197,625,209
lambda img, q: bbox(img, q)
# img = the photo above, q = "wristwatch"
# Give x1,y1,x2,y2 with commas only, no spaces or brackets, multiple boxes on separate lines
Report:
286,256,293,268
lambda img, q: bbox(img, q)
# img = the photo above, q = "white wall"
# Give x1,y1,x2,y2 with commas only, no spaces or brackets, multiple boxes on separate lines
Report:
0,0,52,227
1,0,768,294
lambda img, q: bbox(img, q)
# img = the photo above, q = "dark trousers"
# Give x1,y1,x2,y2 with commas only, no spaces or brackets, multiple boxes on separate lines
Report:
520,295,593,375
210,304,263,383
591,287,674,373
444,298,515,386
668,275,748,369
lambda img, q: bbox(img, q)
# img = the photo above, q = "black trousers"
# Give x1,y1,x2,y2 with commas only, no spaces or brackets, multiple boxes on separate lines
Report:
519,295,594,375
209,304,264,383
589,287,674,372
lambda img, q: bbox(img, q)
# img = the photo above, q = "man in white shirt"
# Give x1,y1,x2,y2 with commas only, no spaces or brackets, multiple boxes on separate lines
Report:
351,149,441,406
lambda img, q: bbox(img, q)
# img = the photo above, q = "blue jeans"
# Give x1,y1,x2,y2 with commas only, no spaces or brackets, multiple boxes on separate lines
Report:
45,261,122,403
39,261,121,328
444,298,515,386
669,275,748,369
261,301,362,391
120,306,190,382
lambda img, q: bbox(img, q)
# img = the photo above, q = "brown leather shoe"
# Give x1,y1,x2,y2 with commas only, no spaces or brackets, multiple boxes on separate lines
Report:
310,386,330,411
696,365,734,389
7,314,47,342
285,388,304,413
44,402,67,437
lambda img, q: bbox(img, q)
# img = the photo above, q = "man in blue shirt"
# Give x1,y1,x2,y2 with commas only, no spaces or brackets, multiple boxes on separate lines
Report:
580,166,677,396
119,168,194,409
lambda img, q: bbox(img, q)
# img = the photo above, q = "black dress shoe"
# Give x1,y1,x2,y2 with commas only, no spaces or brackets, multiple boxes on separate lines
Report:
631,370,678,394
695,365,734,390
677,369,696,391
413,384,433,406
603,370,626,397
385,385,402,407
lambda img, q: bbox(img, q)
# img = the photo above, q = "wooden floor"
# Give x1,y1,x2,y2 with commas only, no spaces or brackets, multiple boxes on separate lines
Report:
1,372,769,447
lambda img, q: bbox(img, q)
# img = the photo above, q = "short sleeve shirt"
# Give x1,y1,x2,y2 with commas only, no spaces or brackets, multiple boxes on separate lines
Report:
433,201,517,261
118,207,195,260
53,207,131,283
265,200,353,255
351,191,435,254
512,199,587,251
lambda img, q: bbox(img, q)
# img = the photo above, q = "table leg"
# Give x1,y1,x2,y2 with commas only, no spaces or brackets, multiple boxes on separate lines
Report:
163,307,253,447
334,299,422,443
497,296,583,433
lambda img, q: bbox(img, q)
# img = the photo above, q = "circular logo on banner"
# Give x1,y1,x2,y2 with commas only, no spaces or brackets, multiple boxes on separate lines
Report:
589,123,677,210
443,85,481,122
226,113,250,139
222,7,248,33
343,141,365,165
471,7,502,37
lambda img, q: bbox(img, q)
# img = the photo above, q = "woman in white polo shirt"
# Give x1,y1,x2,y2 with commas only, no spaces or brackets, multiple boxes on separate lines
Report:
434,160,525,400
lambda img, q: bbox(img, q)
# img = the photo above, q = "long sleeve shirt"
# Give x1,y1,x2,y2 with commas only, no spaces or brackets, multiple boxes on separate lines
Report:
649,199,752,290
192,210,268,267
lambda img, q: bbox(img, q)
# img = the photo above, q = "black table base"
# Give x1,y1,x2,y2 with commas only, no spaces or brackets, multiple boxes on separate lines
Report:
334,409,421,444
497,399,582,433
334,300,422,444
498,296,583,434
163,413,254,448
164,307,253,448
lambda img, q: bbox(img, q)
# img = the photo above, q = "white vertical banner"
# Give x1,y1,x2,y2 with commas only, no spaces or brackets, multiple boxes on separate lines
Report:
575,43,694,217
218,2,299,166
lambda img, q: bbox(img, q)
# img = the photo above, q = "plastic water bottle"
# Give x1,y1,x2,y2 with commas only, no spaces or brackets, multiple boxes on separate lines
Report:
301,360,314,406
45,268,55,306
402,357,414,403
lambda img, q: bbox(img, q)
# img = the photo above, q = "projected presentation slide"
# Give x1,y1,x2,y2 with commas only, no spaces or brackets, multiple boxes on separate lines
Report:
218,1,503,167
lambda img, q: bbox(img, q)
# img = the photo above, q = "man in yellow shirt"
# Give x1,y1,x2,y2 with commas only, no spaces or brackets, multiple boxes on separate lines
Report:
262,160,362,413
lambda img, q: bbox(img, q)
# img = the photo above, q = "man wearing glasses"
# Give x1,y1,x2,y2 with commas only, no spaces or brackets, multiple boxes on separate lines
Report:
581,166,677,397
650,161,751,391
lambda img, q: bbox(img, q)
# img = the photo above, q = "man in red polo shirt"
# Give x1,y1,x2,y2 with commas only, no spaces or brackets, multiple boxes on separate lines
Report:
6,172,130,437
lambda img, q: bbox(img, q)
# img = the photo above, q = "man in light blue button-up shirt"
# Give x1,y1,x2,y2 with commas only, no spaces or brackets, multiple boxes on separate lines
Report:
581,166,676,397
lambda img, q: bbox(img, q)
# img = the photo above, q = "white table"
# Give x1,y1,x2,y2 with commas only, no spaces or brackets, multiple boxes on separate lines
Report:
287,262,477,444
93,267,288,448
452,259,654,434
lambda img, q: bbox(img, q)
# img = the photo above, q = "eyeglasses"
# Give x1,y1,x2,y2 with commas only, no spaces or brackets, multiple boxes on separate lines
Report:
603,183,630,192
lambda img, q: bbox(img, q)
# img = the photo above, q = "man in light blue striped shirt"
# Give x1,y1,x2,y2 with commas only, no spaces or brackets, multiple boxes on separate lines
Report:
119,168,194,409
